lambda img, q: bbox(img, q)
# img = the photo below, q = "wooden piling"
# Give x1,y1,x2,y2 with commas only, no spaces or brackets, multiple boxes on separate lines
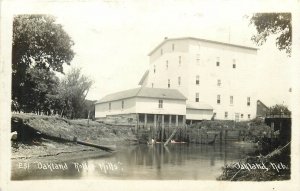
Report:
161,115,165,142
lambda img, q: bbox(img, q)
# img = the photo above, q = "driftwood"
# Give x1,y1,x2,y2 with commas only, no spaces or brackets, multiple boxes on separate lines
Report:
164,127,180,146
227,141,291,181
40,132,115,153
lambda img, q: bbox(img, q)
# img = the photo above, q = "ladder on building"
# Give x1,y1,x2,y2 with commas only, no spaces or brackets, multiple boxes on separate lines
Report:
164,127,180,146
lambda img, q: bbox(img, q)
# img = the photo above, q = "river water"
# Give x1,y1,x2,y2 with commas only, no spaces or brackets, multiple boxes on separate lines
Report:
12,143,257,180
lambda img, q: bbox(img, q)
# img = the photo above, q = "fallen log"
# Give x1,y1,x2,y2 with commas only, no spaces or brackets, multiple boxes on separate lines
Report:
40,132,115,153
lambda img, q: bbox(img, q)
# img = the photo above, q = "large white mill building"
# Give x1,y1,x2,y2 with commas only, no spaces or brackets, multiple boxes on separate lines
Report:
95,37,258,124
139,37,258,121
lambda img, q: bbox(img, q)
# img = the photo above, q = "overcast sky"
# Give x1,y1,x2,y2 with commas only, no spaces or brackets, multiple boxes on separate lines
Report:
5,0,295,107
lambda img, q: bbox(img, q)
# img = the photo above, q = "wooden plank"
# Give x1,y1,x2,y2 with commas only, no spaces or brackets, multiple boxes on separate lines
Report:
164,127,179,146
40,133,115,153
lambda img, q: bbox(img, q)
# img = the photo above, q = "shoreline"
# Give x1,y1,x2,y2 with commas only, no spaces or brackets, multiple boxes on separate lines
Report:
11,140,114,163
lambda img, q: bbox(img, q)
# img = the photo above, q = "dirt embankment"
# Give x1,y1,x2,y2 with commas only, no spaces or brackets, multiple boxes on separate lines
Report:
11,113,137,161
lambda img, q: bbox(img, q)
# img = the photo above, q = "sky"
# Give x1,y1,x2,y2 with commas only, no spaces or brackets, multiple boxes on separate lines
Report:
3,0,296,107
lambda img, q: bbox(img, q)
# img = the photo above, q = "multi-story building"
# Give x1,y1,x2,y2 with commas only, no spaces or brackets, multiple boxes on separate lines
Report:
139,37,258,121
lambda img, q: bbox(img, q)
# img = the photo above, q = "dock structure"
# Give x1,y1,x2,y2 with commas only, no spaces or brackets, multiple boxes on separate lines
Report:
136,113,186,143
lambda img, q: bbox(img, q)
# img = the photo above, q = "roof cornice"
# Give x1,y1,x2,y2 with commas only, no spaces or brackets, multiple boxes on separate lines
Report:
148,37,258,56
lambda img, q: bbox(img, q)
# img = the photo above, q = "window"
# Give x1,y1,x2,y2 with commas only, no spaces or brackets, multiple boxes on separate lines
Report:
196,75,200,85
158,100,163,108
161,49,163,55
241,114,244,118
248,114,251,119
168,79,170,88
247,97,251,106
195,93,199,102
233,59,236,69
178,76,181,86
109,102,111,111
172,44,175,51
217,95,221,104
225,112,228,118
217,79,221,86
179,56,181,66
154,65,156,73
196,54,200,62
121,100,124,109
230,96,234,105
166,60,168,69
216,57,220,66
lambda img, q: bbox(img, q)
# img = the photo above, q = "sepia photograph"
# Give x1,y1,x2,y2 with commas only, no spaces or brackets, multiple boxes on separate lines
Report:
1,0,300,191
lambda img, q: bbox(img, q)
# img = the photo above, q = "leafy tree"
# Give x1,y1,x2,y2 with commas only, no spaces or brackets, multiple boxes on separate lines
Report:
18,67,60,114
250,13,292,56
12,14,74,112
59,68,93,119
268,104,291,116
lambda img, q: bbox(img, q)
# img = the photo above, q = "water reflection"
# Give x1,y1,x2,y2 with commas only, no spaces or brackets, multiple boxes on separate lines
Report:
12,143,257,180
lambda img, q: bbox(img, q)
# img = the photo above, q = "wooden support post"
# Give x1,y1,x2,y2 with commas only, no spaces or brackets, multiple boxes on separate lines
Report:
176,115,178,127
144,113,147,127
225,130,228,144
154,114,157,140
220,130,223,144
182,115,186,141
135,114,138,133
161,115,165,142
197,128,200,144
169,115,172,138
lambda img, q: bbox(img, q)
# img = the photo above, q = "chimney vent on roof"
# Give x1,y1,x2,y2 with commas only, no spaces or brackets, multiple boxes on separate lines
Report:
164,37,168,40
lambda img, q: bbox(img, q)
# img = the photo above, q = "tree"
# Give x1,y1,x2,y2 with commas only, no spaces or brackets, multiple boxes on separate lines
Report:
268,104,291,116
59,68,93,119
18,67,60,114
12,14,75,112
250,13,292,56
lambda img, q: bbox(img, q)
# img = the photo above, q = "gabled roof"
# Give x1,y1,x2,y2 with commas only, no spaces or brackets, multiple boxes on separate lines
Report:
186,102,213,110
96,87,187,104
257,99,269,108
138,70,149,85
148,37,258,56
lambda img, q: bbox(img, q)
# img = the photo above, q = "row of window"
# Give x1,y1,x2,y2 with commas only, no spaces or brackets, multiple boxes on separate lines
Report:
195,94,251,106
108,99,251,114
108,100,164,111
224,112,251,119
162,76,229,88
108,100,125,111
216,57,237,68
166,77,181,88
154,56,237,73
216,95,250,106
154,56,182,73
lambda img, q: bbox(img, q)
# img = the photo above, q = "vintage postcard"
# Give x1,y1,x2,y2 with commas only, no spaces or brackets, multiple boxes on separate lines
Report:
1,0,300,191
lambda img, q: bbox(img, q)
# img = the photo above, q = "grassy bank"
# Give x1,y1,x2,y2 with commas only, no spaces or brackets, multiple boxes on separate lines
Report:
217,142,291,181
11,113,137,161
12,113,137,145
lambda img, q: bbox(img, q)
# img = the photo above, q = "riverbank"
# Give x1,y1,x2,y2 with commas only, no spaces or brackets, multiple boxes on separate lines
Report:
11,113,137,145
12,139,111,161
217,142,291,181
11,113,137,166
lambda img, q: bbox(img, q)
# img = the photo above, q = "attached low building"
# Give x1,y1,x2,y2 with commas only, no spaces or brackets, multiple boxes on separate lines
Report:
186,102,214,123
95,87,188,127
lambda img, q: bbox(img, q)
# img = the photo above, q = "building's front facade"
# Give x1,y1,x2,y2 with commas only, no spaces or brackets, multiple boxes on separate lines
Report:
139,37,258,121
95,87,188,126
